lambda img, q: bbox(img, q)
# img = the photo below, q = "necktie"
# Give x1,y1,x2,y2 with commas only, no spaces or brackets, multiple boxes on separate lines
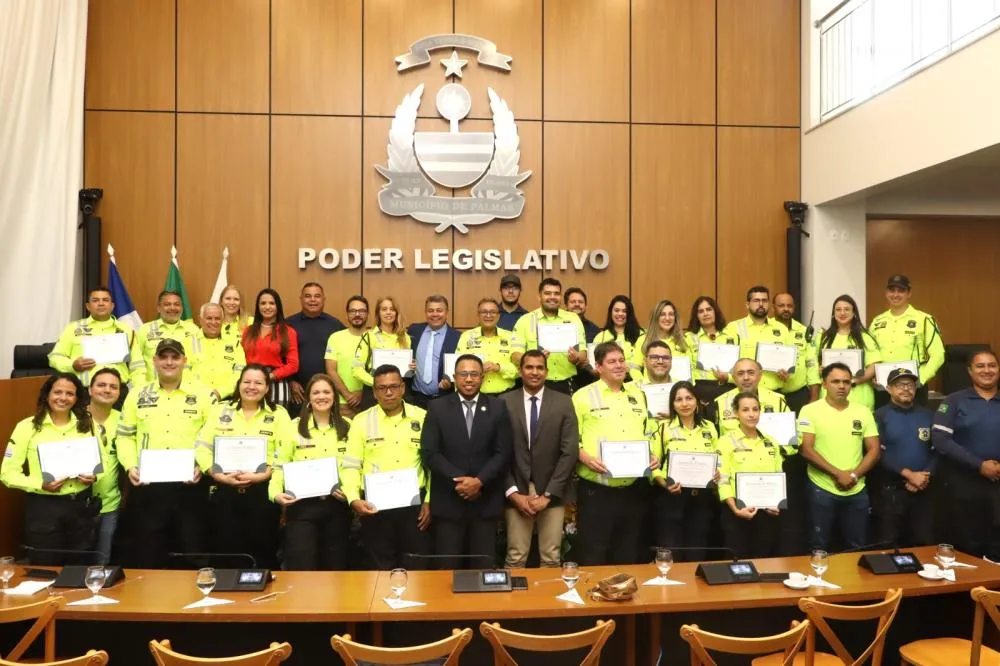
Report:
422,330,436,384
464,400,475,437
529,396,539,448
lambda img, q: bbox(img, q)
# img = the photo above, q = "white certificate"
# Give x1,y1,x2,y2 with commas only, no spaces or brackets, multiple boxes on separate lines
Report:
757,412,798,448
696,343,740,373
36,437,102,482
139,448,196,484
666,451,718,489
756,343,798,373
875,360,919,388
365,468,421,511
537,323,579,352
670,356,693,382
80,333,129,364
212,436,267,474
822,348,864,376
443,352,485,380
587,343,596,368
372,349,414,377
282,457,339,500
641,382,674,417
600,440,650,479
735,472,787,510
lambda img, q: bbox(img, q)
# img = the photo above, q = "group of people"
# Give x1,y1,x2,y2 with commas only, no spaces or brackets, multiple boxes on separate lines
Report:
3,270,998,572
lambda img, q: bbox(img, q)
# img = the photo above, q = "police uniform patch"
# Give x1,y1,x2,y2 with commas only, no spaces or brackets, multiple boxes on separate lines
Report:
225,345,234,353
263,415,274,424
337,447,347,454
411,420,421,431
183,409,198,415
764,406,774,413
773,330,781,337
907,320,916,329
723,409,733,419
627,396,638,405
852,420,862,430
918,427,930,441
938,403,949,413
260,430,273,436
220,414,233,423
795,332,803,339
702,431,712,440
185,395,197,405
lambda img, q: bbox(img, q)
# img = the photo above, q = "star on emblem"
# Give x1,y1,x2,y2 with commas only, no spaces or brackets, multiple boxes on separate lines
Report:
440,50,469,78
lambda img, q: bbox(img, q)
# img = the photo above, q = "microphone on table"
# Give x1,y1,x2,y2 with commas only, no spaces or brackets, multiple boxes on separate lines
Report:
167,551,257,569
404,553,511,593
20,546,125,588
841,541,923,575
648,545,766,585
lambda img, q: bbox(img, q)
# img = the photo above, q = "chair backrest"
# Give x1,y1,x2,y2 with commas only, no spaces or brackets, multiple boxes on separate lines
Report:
0,650,108,666
479,620,616,666
680,620,810,666
797,587,903,666
968,586,1000,666
331,628,472,666
0,595,64,661
150,639,292,665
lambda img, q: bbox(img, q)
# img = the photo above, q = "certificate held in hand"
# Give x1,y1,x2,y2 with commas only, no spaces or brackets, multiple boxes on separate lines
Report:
80,333,129,364
139,448,196,484
757,412,798,448
372,349,414,377
537,323,578,352
665,451,717,489
696,343,740,374
600,441,650,479
282,457,339,500
37,437,102,483
212,436,267,474
821,348,864,377
670,356,693,382
756,343,798,373
365,468,421,511
640,383,673,417
735,472,787,510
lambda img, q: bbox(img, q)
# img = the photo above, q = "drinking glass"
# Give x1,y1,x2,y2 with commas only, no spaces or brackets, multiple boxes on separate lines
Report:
0,556,15,591
561,561,580,590
196,567,216,598
84,566,106,599
810,550,829,581
936,544,956,569
389,568,408,599
654,548,673,579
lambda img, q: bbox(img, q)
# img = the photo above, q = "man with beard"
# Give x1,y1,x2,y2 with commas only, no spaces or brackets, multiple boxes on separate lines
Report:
773,292,818,414
498,274,528,331
324,296,369,418
722,286,795,393
714,358,790,436
564,287,601,390
512,278,587,395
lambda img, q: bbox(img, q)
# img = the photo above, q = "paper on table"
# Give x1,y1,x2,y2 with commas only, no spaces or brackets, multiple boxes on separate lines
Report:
556,588,585,605
183,597,235,609
372,349,414,377
365,468,421,511
384,597,426,609
139,448,195,484
212,436,267,474
37,437,102,483
670,356,693,382
537,323,579,352
947,561,977,568
3,580,54,596
642,576,685,586
283,457,339,500
640,383,673,418
80,333,129,364
67,595,119,606
941,569,957,582
806,576,841,589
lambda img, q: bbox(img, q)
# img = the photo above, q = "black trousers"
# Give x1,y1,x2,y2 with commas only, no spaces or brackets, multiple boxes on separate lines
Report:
694,380,729,422
360,504,432,570
781,386,811,416
875,482,936,549
124,480,209,569
654,487,718,562
545,379,573,396
433,517,498,570
24,491,100,565
210,482,281,570
283,496,352,571
722,509,781,559
779,454,811,556
575,479,644,566
939,462,1000,559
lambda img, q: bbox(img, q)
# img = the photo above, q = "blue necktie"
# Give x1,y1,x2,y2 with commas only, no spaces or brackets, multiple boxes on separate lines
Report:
529,396,539,448
421,330,436,384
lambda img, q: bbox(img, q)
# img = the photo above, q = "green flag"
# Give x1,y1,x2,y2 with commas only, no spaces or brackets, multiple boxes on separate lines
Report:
165,248,193,320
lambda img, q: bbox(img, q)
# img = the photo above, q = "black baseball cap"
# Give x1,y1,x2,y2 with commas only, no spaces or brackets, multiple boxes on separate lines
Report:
500,274,521,288
886,274,911,290
886,367,918,385
155,338,185,356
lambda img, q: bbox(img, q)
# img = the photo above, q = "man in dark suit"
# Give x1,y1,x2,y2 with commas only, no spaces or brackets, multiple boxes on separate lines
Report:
502,350,579,567
421,354,513,569
407,294,461,409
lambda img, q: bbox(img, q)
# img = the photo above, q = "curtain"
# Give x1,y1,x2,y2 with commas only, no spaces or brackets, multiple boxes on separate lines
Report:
0,1,88,377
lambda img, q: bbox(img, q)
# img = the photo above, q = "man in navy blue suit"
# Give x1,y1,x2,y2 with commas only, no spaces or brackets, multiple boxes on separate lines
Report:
407,294,461,409
421,355,513,569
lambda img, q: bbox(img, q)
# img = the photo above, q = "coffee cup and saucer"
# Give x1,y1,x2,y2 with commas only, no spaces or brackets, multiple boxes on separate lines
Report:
783,572,810,590
917,563,945,580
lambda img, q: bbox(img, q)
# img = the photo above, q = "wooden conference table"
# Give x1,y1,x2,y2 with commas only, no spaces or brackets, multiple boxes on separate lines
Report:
7,546,999,664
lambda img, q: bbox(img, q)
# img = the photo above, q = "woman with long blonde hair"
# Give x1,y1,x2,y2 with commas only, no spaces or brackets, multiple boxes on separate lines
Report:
630,299,697,382
353,296,415,410
219,285,252,344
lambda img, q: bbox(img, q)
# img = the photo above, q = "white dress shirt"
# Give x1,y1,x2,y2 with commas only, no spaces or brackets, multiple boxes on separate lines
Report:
507,388,544,498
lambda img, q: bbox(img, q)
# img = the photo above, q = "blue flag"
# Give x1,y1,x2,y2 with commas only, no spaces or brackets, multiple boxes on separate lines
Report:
107,245,142,331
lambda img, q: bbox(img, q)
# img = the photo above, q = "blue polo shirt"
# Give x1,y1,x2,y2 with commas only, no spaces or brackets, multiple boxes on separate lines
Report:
875,403,936,477
932,388,1000,471
498,305,527,332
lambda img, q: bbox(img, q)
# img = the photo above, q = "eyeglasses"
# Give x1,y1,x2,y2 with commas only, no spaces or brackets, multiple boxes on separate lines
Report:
374,383,403,393
478,310,499,316
893,381,917,390
455,371,482,378
647,355,672,363
347,309,368,315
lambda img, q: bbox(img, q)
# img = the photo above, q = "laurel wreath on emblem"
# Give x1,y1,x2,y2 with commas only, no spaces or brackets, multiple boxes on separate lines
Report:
380,84,530,233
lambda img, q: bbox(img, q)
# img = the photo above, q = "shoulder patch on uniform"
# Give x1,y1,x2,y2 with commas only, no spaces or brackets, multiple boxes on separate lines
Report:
723,409,733,418
852,419,862,430
907,320,916,329
411,420,421,431
937,403,949,413
918,427,930,441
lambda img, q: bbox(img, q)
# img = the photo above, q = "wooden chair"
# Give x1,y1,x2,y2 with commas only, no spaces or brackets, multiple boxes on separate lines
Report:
753,587,903,666
479,620,616,666
900,586,1000,665
0,651,108,665
330,628,472,666
0,595,63,662
149,639,291,665
681,620,810,666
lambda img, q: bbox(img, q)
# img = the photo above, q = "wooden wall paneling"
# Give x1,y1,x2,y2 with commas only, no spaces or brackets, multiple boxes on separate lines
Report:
717,0,800,127
176,115,270,314
363,0,453,118
84,111,175,321
362,117,454,327
866,218,1000,354
631,0,716,125
177,0,269,113
450,120,542,329
85,0,175,110
716,127,800,318
271,0,362,115
0,377,46,558
630,125,716,321
542,123,630,319
270,116,363,311
454,0,542,121
543,0,630,122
